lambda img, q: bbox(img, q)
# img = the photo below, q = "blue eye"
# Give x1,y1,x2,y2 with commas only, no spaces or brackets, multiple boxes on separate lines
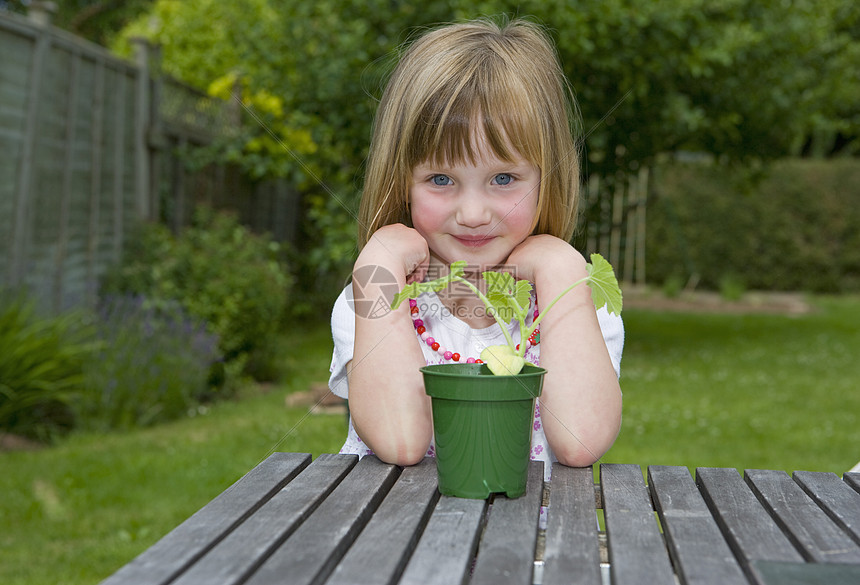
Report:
432,174,452,186
494,173,513,186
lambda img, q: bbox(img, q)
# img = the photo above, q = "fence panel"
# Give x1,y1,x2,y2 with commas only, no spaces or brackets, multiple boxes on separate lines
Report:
0,17,34,290
1,9,299,313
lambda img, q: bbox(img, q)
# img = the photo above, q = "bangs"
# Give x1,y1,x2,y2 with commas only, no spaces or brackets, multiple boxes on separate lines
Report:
407,61,542,169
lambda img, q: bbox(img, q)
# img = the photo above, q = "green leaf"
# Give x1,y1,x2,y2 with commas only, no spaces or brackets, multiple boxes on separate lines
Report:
390,261,467,310
513,280,533,310
586,254,624,315
483,271,532,323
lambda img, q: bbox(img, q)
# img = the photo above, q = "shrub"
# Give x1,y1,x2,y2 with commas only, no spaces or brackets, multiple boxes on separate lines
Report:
102,207,294,383
78,296,220,430
646,159,860,293
0,293,94,441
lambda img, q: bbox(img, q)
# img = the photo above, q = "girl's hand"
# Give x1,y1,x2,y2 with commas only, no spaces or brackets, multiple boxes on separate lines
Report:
504,234,586,284
357,223,430,286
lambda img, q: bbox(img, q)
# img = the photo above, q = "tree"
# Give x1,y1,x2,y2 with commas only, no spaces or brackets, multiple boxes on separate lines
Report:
1,0,155,46
110,0,859,308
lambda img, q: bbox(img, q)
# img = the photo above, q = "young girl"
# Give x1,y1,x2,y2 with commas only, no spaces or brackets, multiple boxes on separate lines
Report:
329,17,623,475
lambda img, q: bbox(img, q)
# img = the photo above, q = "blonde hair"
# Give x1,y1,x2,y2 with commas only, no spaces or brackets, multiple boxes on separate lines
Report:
358,17,581,249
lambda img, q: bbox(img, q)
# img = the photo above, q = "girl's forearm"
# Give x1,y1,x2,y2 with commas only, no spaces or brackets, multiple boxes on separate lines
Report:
533,265,622,466
348,280,433,465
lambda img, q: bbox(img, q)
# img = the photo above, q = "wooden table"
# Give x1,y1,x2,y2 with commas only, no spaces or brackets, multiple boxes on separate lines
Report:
102,453,860,585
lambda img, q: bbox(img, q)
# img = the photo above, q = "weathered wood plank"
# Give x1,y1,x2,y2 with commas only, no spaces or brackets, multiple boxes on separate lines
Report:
648,466,747,585
601,463,675,585
399,489,489,585
845,472,860,495
793,471,860,546
745,469,860,563
169,454,358,585
326,457,440,585
696,466,804,581
752,559,860,585
471,461,544,585
99,452,312,585
244,455,400,585
542,465,602,585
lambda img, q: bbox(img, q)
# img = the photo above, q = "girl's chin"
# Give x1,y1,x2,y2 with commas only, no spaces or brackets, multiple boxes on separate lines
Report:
431,250,509,273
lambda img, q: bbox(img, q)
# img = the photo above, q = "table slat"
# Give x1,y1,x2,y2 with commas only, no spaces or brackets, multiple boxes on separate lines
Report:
471,461,544,585
326,458,440,585
745,469,860,563
648,466,747,585
844,472,860,494
244,456,400,585
398,491,488,585
793,471,860,546
542,465,602,585
170,454,357,585
99,452,311,585
601,463,675,585
696,466,805,574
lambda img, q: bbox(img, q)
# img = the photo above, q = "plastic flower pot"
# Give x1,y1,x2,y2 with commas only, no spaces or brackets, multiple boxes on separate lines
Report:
420,362,546,499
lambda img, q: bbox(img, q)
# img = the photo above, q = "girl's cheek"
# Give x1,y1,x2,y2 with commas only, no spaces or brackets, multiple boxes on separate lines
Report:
502,198,538,232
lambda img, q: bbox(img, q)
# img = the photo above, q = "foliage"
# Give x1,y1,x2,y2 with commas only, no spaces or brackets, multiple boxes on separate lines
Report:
391,254,622,374
0,293,94,440
101,207,293,381
77,296,220,431
0,0,157,46
647,158,860,292
107,0,858,311
111,0,456,313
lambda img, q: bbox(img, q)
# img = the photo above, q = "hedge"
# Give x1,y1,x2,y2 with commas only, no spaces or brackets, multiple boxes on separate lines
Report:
645,158,860,293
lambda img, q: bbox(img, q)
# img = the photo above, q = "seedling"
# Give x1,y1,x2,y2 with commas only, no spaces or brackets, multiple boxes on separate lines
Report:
391,253,623,375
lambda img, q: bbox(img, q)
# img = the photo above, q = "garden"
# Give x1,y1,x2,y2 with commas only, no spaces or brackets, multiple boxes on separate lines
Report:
1,1,859,584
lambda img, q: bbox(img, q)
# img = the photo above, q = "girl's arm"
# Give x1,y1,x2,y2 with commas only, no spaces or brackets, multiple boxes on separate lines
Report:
347,224,434,465
507,235,623,467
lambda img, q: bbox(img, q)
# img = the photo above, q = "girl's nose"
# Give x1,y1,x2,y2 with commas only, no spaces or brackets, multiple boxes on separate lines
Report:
455,189,492,227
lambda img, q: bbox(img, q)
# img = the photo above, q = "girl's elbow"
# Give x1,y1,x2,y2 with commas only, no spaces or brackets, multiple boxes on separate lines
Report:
363,427,431,466
554,446,601,468
552,423,621,468
374,442,430,466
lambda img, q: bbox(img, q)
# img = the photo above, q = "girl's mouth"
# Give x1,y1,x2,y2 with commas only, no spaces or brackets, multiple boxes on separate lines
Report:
453,235,494,248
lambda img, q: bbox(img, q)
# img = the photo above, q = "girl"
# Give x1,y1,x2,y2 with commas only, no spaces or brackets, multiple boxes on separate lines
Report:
329,17,623,474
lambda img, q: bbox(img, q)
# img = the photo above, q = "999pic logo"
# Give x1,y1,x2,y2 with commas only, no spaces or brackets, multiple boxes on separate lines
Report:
347,265,399,319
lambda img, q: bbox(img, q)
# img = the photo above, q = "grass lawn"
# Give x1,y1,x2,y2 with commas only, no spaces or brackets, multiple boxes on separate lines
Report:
2,296,859,584
0,322,344,585
603,295,860,472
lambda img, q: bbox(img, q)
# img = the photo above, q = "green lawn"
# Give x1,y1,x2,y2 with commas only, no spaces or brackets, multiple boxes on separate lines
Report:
603,296,860,472
2,297,859,584
0,323,344,585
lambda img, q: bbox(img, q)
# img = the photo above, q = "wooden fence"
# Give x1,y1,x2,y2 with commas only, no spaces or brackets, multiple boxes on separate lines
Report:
0,6,299,312
575,168,649,288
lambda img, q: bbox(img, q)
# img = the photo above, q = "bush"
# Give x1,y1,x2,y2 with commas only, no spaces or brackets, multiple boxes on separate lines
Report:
0,293,94,440
77,296,220,430
646,159,860,293
102,207,294,383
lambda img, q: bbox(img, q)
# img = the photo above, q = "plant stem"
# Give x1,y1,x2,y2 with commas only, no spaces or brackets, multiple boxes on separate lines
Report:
526,275,591,339
452,277,516,349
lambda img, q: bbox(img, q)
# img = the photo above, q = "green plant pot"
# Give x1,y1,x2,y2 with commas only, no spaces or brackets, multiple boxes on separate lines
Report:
420,363,546,499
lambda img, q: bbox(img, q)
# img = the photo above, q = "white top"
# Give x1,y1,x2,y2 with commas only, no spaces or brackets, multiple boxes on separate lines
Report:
328,284,624,479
